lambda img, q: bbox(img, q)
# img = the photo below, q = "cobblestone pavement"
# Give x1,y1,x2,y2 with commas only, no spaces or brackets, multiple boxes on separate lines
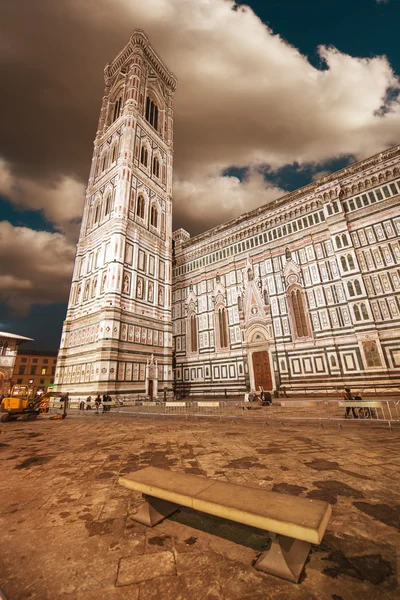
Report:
0,414,399,600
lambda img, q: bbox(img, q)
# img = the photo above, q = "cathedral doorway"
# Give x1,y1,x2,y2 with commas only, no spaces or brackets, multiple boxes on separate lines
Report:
252,351,272,391
148,379,154,400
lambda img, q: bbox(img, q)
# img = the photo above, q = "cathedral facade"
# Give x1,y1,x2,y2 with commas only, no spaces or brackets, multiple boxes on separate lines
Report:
55,31,400,398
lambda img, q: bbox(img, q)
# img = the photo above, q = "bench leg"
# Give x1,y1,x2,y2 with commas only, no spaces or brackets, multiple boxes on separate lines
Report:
254,534,311,583
132,495,179,527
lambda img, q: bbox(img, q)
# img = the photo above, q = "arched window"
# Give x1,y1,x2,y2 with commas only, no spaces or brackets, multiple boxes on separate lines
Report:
290,288,308,338
153,156,160,178
361,303,368,320
111,144,118,163
336,236,342,249
1,342,8,356
347,254,355,270
347,282,355,297
94,205,100,224
145,96,159,130
354,280,362,295
190,315,198,353
136,195,145,219
161,212,165,233
354,305,361,321
150,205,158,228
340,256,348,272
140,145,148,167
101,153,108,173
104,195,111,216
218,308,229,349
342,234,348,246
113,97,122,122
363,342,382,367
330,355,337,367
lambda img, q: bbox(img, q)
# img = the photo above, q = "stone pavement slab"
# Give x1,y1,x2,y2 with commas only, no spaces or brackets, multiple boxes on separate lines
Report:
0,415,399,599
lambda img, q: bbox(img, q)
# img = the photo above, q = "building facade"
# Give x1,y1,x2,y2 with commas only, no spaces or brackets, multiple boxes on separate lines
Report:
173,148,400,395
54,31,176,398
56,31,400,398
13,350,57,394
0,332,33,395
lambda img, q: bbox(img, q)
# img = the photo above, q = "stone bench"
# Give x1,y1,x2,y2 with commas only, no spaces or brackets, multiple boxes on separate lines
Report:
119,466,332,583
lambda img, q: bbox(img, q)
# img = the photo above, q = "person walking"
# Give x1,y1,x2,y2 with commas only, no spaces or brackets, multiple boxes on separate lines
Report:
94,394,101,414
343,387,358,418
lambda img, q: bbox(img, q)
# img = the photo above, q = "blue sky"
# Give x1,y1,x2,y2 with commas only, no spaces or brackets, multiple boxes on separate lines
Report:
0,0,399,350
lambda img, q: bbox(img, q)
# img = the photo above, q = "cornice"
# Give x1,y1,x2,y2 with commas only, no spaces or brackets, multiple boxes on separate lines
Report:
180,142,400,253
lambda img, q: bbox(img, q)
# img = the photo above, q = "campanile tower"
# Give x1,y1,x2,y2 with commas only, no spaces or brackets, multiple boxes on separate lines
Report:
55,31,177,398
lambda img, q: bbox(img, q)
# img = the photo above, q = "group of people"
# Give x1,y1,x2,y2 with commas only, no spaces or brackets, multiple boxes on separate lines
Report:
79,394,113,413
342,387,375,419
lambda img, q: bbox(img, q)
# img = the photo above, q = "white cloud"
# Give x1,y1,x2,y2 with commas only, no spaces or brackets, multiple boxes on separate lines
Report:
0,221,75,314
173,169,285,234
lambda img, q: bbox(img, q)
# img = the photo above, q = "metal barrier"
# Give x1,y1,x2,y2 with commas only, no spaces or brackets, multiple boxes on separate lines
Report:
64,397,400,427
191,401,228,419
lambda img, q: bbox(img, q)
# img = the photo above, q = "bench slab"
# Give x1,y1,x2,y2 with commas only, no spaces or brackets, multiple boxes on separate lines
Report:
119,466,331,545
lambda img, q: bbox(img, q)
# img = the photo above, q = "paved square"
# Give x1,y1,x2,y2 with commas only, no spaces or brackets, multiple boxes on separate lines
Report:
0,414,399,599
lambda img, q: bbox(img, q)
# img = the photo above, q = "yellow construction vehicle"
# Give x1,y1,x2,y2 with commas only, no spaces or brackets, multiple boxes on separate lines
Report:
0,385,42,422
0,386,68,422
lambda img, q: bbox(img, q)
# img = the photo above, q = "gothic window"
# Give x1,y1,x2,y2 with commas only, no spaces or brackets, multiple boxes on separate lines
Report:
190,315,198,353
290,288,309,338
137,195,145,219
336,236,342,249
113,97,122,122
360,302,368,319
354,305,361,321
347,254,355,270
217,308,229,349
161,212,165,233
145,96,159,130
1,342,8,356
94,205,100,224
153,156,160,178
150,205,158,228
340,256,348,272
363,341,382,367
140,145,148,167
104,195,111,216
101,153,108,173
342,234,348,246
111,144,118,163
347,282,355,297
354,280,362,295
330,355,337,367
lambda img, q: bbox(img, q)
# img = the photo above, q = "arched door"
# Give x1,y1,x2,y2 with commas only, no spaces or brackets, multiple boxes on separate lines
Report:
252,351,272,391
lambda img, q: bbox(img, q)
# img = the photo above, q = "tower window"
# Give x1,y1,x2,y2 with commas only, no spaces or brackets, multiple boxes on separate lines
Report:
113,97,122,122
105,195,111,216
145,97,159,130
101,153,108,172
153,156,160,178
140,145,148,167
137,195,145,219
94,205,100,224
111,144,118,163
150,205,158,228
